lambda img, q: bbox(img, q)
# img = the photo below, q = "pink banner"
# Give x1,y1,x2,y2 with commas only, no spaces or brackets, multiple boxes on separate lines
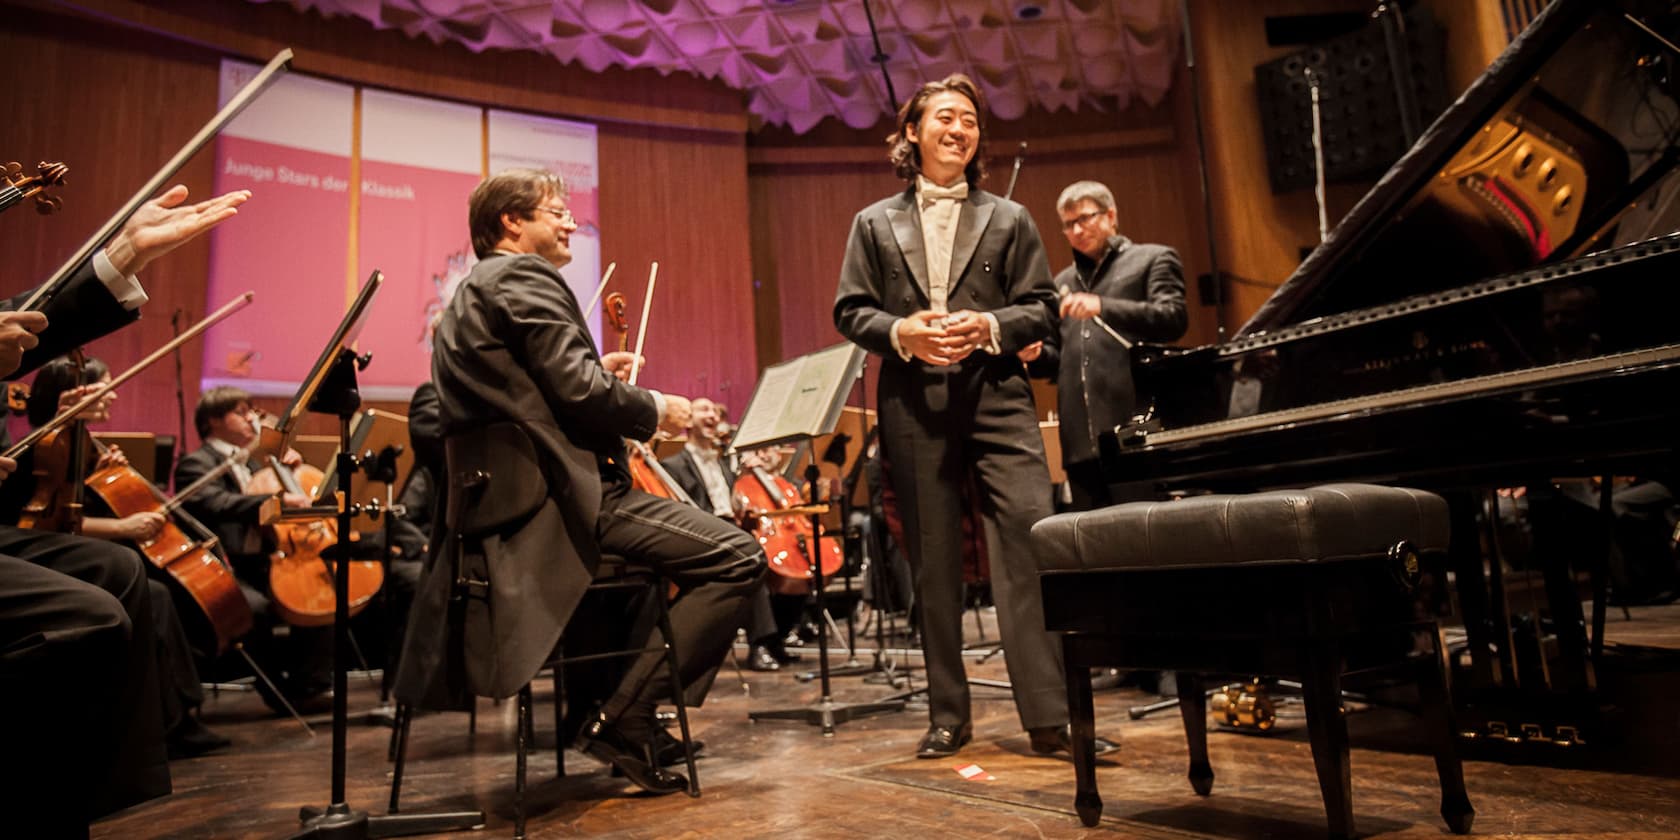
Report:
203,136,351,391
354,160,479,391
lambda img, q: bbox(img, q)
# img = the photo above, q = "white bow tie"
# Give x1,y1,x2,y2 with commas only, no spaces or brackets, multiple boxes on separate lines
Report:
918,178,968,207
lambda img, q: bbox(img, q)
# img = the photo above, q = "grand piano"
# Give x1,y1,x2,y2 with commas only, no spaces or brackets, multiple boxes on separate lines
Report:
1101,0,1680,746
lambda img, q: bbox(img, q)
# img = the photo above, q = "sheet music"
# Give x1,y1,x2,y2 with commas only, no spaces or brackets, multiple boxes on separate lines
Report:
732,342,863,452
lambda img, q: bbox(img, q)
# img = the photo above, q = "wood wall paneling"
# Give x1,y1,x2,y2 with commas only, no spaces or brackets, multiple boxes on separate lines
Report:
1,0,756,446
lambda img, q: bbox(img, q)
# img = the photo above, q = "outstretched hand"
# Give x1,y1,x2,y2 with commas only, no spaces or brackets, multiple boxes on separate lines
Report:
104,185,251,277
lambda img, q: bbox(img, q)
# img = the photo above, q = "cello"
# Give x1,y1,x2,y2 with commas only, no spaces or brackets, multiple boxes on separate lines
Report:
248,450,384,627
17,358,256,654
733,450,844,595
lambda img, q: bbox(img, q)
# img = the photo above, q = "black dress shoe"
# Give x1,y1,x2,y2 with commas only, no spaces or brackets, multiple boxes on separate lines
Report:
915,723,973,759
652,727,706,767
577,717,688,795
1027,724,1119,757
747,644,781,671
167,714,232,760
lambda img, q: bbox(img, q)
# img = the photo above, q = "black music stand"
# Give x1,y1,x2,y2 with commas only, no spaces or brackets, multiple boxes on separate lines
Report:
285,273,483,839
737,343,903,735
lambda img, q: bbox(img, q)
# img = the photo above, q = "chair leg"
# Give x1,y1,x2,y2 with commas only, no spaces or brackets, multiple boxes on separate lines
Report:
552,660,567,777
1420,627,1475,834
516,684,532,840
1302,646,1354,840
1176,672,1214,796
655,587,701,798
1063,635,1102,827
388,703,412,814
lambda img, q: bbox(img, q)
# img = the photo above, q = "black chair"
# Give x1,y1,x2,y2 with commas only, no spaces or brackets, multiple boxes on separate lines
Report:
387,561,700,837
387,422,699,838
1032,483,1473,839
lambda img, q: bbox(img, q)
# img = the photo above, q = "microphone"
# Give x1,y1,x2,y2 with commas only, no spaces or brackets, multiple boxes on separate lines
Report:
1059,285,1132,349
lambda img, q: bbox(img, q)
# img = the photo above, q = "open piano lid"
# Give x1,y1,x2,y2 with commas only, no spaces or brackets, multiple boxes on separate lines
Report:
1238,0,1680,338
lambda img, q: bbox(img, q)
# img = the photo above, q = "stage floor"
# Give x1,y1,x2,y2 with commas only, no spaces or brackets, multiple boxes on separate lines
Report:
94,604,1680,839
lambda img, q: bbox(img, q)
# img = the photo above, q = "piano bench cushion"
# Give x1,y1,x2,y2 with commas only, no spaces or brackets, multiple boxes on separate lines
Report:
1031,483,1449,573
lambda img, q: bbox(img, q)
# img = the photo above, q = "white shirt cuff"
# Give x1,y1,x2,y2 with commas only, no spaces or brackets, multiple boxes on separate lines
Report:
980,312,1002,355
93,249,148,311
888,318,911,361
649,389,666,423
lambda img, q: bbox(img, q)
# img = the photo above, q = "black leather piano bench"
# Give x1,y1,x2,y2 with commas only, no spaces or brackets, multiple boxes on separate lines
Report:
1031,483,1473,839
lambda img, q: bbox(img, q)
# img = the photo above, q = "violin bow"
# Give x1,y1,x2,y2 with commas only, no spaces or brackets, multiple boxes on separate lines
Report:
628,261,657,386
5,292,256,459
17,49,292,313
583,261,617,322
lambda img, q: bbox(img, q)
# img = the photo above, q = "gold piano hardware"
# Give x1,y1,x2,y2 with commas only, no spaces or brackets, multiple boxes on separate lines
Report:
1441,114,1589,255
1466,720,1584,745
1210,680,1277,732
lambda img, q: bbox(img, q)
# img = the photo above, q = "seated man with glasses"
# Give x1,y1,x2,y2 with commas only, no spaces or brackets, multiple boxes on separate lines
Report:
395,167,765,796
1019,179,1188,511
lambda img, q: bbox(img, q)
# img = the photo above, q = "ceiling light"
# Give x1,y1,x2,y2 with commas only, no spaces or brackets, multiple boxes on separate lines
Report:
1012,1,1045,21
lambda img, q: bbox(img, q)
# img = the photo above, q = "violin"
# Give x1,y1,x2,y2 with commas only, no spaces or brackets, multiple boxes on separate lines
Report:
1,160,68,216
247,452,384,627
733,453,844,596
18,352,96,534
602,288,696,504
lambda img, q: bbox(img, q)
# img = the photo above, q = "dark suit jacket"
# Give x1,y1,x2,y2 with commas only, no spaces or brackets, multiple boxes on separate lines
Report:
833,186,1056,442
4,260,141,378
1028,235,1188,465
396,252,661,705
660,447,734,516
172,445,267,563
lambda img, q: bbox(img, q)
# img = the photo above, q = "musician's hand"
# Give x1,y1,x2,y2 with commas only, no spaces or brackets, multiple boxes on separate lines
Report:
280,448,304,468
1016,340,1044,363
121,511,167,541
942,309,993,362
1060,292,1102,320
0,456,16,483
0,311,48,378
658,394,692,438
282,492,312,509
104,185,252,277
601,351,643,383
95,446,129,471
897,310,962,366
58,384,115,424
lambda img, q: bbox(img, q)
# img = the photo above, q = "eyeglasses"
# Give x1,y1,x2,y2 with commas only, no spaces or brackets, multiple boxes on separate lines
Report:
536,205,575,225
1059,209,1105,232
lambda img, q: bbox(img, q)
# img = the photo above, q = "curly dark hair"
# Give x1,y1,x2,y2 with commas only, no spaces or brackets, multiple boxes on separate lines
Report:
467,168,566,259
887,74,988,187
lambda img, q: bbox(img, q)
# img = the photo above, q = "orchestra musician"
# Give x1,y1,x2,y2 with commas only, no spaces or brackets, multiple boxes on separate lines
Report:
832,75,1116,759
0,356,232,759
171,385,333,711
661,398,803,671
394,168,765,796
0,184,248,835
1019,179,1188,510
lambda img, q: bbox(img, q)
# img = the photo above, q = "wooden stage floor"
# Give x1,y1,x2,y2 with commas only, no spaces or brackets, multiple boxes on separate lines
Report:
94,605,1680,839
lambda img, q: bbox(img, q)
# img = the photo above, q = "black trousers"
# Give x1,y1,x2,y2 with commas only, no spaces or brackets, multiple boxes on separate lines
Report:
0,528,169,835
593,482,765,724
879,363,1068,732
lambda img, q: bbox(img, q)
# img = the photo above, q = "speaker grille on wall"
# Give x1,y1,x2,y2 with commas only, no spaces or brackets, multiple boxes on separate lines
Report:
1254,8,1448,194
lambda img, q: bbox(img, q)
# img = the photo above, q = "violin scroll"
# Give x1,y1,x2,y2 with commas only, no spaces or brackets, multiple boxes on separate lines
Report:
2,161,69,215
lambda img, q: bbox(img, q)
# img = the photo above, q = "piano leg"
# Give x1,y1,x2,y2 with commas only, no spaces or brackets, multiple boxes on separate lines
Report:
1479,491,1523,688
1447,494,1500,691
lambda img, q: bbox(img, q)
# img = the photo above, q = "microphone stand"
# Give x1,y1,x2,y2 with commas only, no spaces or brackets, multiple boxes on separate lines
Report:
290,349,482,839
